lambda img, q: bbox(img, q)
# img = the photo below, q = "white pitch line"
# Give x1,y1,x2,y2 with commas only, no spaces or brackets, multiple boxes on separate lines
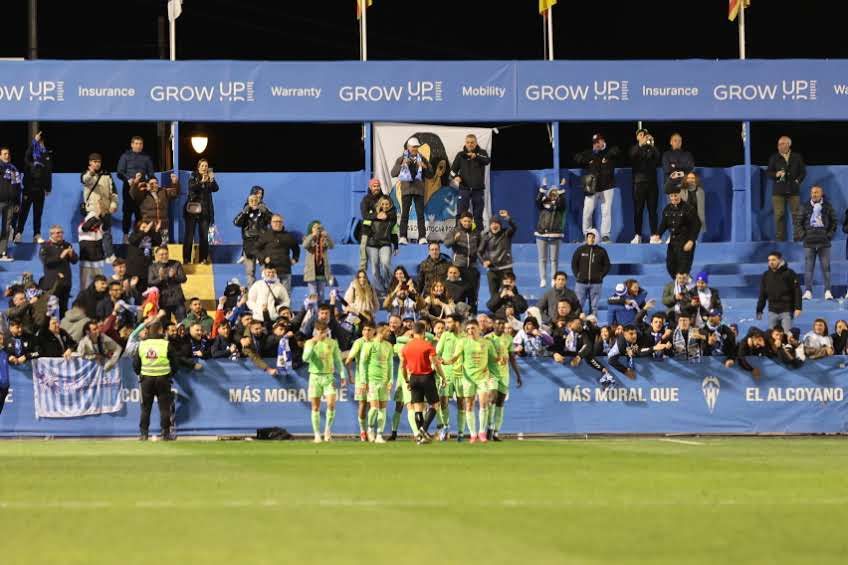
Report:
658,438,704,446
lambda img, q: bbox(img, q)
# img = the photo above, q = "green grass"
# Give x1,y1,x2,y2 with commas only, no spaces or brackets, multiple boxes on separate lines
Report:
1,438,847,564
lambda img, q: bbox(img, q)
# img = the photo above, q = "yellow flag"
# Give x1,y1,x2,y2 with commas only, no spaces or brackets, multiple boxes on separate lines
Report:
539,0,557,15
357,0,373,19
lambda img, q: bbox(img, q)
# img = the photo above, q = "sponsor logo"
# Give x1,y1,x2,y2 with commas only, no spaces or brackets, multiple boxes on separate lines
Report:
78,86,136,98
558,386,679,403
746,387,844,402
0,81,64,102
228,387,349,403
269,86,322,98
525,80,629,102
338,81,443,102
702,376,720,414
641,85,699,97
149,81,255,102
461,85,506,98
713,80,817,101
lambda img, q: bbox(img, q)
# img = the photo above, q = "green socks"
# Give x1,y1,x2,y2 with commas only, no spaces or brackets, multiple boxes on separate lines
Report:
376,408,386,434
367,408,377,430
311,410,321,435
494,405,504,432
479,405,489,435
325,409,335,434
358,416,367,433
466,409,476,436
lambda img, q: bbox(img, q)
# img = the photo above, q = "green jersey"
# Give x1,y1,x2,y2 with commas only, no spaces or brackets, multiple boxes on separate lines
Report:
363,340,394,384
455,336,498,382
347,337,370,381
486,333,512,380
302,338,344,376
436,331,461,379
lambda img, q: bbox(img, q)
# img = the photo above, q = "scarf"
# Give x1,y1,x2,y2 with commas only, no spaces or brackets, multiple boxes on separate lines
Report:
13,337,23,356
810,200,824,228
564,330,577,353
705,322,724,354
1,162,23,187
31,139,46,164
697,288,712,308
191,337,207,355
314,232,326,277
391,297,417,320
276,335,293,373
651,331,666,359
398,151,423,183
521,332,547,357
672,329,701,363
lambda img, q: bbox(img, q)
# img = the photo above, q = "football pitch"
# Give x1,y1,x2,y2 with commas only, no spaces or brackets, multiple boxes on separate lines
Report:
1,437,846,564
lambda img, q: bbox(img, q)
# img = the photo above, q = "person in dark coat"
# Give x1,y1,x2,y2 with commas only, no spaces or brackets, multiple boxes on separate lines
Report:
478,210,516,298
147,246,188,322
766,136,806,242
36,316,76,359
570,228,611,316
19,131,53,243
254,214,300,296
661,132,695,185
38,224,78,316
450,133,491,232
233,191,273,287
534,183,566,287
182,159,219,265
629,129,660,243
756,251,802,335
116,136,155,241
653,189,701,280
126,220,162,293
794,185,837,300
575,133,620,243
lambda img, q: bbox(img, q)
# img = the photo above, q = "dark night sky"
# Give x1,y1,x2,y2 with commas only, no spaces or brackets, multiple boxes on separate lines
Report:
1,0,846,173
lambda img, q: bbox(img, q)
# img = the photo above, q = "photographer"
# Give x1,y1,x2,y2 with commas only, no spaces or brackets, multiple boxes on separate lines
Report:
485,272,528,319
450,133,490,231
391,137,432,245
533,182,566,288
766,136,806,242
20,131,53,245
661,133,694,187
575,134,620,243
234,193,273,287
247,266,291,323
116,136,155,243
629,129,660,244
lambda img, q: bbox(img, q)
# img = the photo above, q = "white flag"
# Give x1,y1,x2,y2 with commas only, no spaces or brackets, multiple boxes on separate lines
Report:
168,0,182,21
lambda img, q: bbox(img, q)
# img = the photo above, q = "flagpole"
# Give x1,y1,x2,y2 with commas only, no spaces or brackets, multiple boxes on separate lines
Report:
169,3,179,178
547,7,560,189
739,3,752,243
361,1,372,181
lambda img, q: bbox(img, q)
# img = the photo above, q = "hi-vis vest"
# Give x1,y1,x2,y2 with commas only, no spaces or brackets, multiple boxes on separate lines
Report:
138,339,171,376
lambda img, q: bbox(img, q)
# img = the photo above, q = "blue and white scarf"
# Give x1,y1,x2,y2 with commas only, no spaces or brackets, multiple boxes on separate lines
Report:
672,329,701,363
810,200,824,228
31,139,46,164
276,335,293,373
397,151,423,183
705,322,724,355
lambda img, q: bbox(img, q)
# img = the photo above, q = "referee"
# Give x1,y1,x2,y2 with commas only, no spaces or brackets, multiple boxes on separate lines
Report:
132,321,178,441
399,322,446,444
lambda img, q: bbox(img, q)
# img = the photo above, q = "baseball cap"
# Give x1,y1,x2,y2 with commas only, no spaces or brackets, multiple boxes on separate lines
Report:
406,137,421,147
614,283,626,296
592,133,605,143
708,309,722,317
88,153,102,161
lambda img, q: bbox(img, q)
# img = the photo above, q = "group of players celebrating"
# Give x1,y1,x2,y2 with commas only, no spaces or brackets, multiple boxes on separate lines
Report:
301,314,522,445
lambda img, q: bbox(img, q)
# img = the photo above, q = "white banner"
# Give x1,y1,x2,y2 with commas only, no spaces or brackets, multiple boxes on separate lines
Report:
373,122,493,241
32,358,125,418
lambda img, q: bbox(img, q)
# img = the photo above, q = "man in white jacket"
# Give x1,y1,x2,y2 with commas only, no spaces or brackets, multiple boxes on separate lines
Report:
247,266,290,323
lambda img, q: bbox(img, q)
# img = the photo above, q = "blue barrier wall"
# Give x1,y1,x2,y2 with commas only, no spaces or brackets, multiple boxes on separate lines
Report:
37,165,848,245
2,358,846,436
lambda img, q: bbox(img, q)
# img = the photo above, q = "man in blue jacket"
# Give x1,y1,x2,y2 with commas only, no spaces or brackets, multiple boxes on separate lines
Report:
608,280,655,327
116,136,155,243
